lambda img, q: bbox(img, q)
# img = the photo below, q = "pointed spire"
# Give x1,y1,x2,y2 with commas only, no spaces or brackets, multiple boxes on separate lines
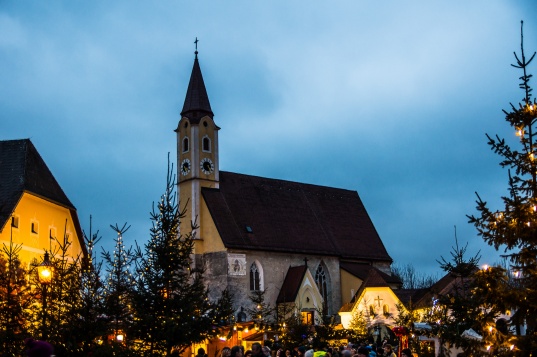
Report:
181,44,213,122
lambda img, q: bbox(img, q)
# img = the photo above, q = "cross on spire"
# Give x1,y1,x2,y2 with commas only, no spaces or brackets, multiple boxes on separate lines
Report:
194,37,199,57
304,257,309,267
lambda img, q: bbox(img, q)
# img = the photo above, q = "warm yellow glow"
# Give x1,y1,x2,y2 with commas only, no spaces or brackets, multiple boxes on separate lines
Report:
482,264,489,271
486,345,491,351
531,153,535,161
244,327,249,333
116,334,124,342
488,326,493,332
510,345,515,350
37,253,53,285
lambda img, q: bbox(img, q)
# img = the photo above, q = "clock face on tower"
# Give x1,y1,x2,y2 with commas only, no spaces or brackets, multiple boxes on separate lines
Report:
200,157,214,175
181,158,191,176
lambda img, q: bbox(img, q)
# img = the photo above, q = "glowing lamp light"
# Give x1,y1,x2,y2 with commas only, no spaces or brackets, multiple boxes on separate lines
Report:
488,326,493,332
37,252,53,285
486,345,491,351
510,345,515,350
482,264,489,271
116,334,124,342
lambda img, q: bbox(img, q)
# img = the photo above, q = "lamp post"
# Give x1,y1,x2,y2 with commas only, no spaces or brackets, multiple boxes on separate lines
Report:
37,252,53,340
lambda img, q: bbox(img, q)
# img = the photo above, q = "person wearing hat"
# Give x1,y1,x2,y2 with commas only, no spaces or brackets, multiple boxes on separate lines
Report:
365,346,376,357
356,347,369,357
297,346,306,357
24,338,54,357
400,348,412,357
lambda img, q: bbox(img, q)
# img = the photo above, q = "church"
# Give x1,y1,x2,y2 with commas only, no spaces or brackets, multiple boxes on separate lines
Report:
175,50,402,327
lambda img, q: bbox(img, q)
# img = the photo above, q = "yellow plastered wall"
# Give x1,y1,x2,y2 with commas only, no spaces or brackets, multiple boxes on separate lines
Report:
340,268,363,305
194,196,225,254
0,193,83,267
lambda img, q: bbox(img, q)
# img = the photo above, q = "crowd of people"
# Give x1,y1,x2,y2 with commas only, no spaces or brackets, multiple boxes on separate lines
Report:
197,341,415,357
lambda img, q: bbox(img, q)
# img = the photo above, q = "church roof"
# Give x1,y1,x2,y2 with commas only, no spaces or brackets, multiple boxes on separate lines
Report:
0,139,76,231
276,265,308,304
340,262,401,285
201,171,392,262
180,54,214,123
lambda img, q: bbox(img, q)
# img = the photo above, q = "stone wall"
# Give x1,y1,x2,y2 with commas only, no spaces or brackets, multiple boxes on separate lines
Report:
200,250,343,320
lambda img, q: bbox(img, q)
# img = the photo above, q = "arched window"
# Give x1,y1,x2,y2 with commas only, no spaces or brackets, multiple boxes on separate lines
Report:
315,263,329,314
383,304,390,316
202,136,211,152
182,137,189,153
369,305,375,316
250,263,260,291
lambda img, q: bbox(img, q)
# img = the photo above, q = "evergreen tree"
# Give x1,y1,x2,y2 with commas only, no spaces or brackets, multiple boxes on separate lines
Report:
130,158,222,356
31,222,85,356
468,21,537,356
246,289,275,325
101,223,135,350
0,231,32,356
276,302,310,348
71,220,107,356
424,238,483,356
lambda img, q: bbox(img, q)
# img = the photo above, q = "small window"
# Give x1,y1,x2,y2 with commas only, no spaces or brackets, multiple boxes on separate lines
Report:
11,216,19,228
183,137,189,153
245,226,253,233
31,221,38,234
383,304,390,316
369,305,375,316
202,136,211,152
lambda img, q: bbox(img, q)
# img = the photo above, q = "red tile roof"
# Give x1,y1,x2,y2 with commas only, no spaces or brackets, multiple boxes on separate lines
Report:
276,265,308,304
202,171,392,262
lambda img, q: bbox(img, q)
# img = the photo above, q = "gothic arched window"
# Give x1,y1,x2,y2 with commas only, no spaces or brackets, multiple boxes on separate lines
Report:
182,137,189,153
202,136,211,152
315,263,329,314
250,263,260,291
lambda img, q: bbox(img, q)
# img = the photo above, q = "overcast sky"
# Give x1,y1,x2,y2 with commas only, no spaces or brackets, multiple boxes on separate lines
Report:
2,1,537,277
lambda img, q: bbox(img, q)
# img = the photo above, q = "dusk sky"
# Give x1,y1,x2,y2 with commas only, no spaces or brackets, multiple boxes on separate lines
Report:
2,1,537,277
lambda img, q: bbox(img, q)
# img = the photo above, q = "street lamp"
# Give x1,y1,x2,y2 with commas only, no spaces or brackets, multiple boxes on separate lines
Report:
37,252,53,340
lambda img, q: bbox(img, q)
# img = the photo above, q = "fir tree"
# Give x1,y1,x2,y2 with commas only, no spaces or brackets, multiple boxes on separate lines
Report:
71,219,107,356
246,289,275,325
425,238,487,356
468,21,537,356
130,157,221,357
101,223,135,349
0,230,32,356
31,221,85,356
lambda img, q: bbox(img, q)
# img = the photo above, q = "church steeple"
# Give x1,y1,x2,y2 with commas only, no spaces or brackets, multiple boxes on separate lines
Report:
176,44,220,243
181,51,213,122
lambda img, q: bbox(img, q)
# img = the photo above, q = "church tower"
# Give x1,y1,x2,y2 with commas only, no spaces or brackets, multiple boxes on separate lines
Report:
176,49,219,241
